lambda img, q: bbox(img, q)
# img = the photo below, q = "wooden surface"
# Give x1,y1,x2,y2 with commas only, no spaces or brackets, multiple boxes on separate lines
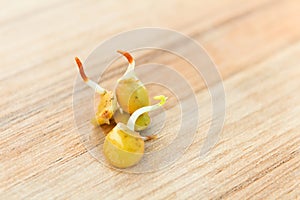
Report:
1,0,300,199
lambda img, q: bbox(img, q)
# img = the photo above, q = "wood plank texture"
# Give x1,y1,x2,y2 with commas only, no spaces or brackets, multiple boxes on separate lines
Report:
0,0,299,199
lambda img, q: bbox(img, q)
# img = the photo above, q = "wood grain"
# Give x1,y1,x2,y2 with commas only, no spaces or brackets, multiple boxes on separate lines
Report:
1,0,299,199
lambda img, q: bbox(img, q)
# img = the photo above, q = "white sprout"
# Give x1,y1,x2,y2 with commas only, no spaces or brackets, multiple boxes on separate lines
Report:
127,95,167,132
75,57,106,94
117,50,137,80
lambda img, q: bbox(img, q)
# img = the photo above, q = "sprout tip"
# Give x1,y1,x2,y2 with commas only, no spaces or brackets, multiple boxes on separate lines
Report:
117,50,134,64
153,95,167,106
75,57,88,82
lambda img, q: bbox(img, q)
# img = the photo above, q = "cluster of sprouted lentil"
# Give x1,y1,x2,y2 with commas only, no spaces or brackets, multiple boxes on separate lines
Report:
75,51,167,168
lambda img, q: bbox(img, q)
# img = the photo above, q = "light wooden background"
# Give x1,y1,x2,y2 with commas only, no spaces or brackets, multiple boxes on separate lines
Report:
1,0,300,199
